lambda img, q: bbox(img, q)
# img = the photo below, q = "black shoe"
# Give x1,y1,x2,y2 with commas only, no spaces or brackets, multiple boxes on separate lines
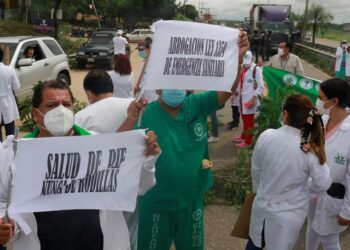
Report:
227,124,239,130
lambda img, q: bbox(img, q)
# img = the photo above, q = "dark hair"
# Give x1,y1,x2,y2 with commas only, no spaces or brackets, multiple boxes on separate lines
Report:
283,94,326,164
145,37,152,49
33,80,74,108
285,42,293,52
83,70,114,95
0,47,3,61
114,55,132,76
320,78,350,108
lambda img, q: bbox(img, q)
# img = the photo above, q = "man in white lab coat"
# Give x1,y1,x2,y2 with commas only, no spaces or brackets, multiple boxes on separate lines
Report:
0,48,20,142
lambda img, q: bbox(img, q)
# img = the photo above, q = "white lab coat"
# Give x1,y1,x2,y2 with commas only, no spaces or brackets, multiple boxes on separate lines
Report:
335,47,350,75
237,63,264,115
347,52,350,77
0,62,20,123
249,126,331,249
308,115,350,236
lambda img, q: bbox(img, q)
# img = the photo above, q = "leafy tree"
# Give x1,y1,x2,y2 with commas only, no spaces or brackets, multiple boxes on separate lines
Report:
308,4,333,45
178,4,198,21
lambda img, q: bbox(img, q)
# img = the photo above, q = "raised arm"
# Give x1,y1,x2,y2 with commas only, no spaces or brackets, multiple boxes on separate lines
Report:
217,30,249,106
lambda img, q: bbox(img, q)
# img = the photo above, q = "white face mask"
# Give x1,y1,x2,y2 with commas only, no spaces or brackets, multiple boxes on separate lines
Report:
38,105,74,136
342,44,347,49
315,98,335,116
278,48,284,56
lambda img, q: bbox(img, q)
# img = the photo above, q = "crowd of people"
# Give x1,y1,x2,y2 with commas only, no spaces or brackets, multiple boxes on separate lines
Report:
1,26,350,250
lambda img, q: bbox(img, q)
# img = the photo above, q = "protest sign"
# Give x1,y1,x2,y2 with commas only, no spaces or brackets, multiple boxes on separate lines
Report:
263,66,321,103
142,20,240,92
8,130,146,217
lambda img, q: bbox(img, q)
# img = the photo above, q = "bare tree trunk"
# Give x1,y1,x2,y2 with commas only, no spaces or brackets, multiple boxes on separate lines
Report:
53,0,61,39
302,0,309,39
18,0,25,22
312,20,316,45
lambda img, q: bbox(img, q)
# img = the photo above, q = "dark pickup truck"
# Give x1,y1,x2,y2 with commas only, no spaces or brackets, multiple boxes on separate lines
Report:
76,30,130,69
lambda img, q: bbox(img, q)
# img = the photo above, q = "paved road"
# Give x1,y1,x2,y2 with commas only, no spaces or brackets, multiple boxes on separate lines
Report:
67,48,350,249
315,38,339,48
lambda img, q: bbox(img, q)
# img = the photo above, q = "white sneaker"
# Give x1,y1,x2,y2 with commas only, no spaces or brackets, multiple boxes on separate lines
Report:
207,136,219,143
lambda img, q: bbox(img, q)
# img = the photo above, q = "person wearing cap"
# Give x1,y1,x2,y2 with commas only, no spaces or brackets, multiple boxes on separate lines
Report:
232,50,264,148
335,40,348,80
113,29,128,56
267,41,304,75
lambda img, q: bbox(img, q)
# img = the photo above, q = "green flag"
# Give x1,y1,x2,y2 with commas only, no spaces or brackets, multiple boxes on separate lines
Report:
263,66,321,103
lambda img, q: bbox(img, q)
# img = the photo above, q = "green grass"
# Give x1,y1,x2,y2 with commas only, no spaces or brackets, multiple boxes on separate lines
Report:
317,29,350,42
0,19,39,36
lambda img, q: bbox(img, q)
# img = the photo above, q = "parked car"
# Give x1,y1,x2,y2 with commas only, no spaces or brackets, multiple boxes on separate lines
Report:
126,29,154,42
76,30,116,69
0,36,71,102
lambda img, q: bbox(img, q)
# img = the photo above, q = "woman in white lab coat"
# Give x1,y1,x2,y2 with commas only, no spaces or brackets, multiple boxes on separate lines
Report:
246,94,332,250
306,78,350,250
233,50,264,148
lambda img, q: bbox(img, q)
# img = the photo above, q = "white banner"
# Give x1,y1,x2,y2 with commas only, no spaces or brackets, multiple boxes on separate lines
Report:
143,20,240,92
8,130,146,216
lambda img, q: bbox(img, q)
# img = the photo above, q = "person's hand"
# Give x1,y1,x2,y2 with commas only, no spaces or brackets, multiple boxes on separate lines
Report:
247,96,257,108
127,98,148,122
145,131,160,157
133,85,141,97
238,30,249,64
338,215,350,226
0,218,14,245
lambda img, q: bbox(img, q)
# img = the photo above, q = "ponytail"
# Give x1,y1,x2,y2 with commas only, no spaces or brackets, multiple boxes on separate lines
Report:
300,109,326,165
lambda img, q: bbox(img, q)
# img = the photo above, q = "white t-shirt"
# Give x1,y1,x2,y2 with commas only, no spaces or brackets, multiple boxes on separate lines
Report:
108,71,134,98
113,36,128,55
75,97,132,133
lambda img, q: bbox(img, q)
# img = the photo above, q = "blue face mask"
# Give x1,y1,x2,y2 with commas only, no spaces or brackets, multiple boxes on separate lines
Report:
139,50,147,59
161,89,187,108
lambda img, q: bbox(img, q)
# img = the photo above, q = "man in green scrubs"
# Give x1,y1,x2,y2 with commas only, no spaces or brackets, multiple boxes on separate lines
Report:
127,31,249,250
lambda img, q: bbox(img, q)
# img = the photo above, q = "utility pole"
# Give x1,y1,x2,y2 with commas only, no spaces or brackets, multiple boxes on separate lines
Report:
302,0,309,39
199,2,206,16
91,0,101,29
183,0,187,17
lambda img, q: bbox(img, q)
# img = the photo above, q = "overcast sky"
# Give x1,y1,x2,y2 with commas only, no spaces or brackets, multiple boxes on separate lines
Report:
182,0,349,24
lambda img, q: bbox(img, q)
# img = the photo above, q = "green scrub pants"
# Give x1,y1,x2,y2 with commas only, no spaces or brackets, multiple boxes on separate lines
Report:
137,196,204,250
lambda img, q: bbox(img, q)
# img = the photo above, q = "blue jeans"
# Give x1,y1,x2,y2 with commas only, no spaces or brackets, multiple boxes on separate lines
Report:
209,112,219,137
0,245,6,250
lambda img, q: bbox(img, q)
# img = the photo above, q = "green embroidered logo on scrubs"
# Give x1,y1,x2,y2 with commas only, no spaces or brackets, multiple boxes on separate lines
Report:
194,123,204,137
334,153,346,165
192,209,202,221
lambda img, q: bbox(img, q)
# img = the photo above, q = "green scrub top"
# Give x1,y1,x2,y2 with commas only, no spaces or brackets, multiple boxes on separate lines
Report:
24,124,91,138
139,91,221,211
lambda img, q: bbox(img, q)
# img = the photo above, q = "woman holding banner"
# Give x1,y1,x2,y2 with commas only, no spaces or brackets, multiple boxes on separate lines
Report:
306,78,350,250
246,94,331,250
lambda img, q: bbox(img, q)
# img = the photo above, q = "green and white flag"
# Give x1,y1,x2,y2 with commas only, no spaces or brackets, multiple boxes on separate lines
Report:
263,66,322,103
